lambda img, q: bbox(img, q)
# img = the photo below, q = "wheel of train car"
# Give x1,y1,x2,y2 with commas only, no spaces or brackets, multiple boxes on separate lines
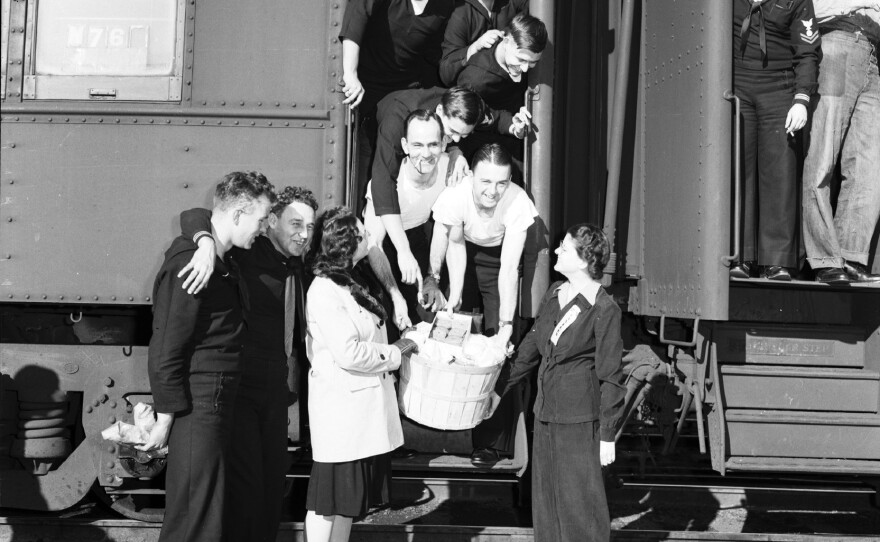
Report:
91,482,165,523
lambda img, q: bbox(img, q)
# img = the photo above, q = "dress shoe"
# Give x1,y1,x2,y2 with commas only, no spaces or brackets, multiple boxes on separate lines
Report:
470,447,501,467
843,261,880,283
762,266,791,281
729,261,756,279
815,267,850,284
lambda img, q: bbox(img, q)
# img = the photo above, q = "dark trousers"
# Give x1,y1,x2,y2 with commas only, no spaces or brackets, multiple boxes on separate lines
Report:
532,420,609,542
160,372,239,542
382,223,433,327
223,362,290,542
461,242,519,455
735,66,800,268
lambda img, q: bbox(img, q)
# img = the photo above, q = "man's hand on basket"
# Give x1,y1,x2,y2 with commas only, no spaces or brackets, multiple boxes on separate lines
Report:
484,391,502,420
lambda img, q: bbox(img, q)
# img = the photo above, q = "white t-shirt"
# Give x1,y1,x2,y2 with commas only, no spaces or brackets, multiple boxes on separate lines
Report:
366,154,449,231
431,175,538,247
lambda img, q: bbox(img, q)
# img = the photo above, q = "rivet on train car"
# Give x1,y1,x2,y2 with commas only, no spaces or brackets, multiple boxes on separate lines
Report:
268,122,273,126
331,55,337,60
86,406,93,413
328,159,333,164
128,296,134,301
105,475,113,483
145,296,151,302
6,294,11,299
332,21,339,26
284,122,289,127
111,296,117,301
217,121,221,125
25,295,30,300
326,194,333,199
202,101,207,105
199,120,205,125
58,295,64,300
132,118,137,123
149,119,154,124
330,105,335,110
183,183,189,188
42,295,47,299
291,103,297,107
108,416,116,424
48,117,53,122
329,139,334,144
275,102,280,107
234,121,239,125
319,123,324,128
329,124,335,129
186,81,191,86
4,254,8,259
183,119,188,124
98,118,104,123
30,117,35,121
109,401,117,408
114,118,120,123
7,217,12,222
250,121,256,126
9,143,15,148
310,103,315,108
188,49,193,54
93,398,101,407
76,295,81,300
81,118,86,122
257,102,262,106
93,296,99,300
165,119,171,124
220,101,225,106
333,3,339,7
105,461,114,469
188,32,193,37
8,180,12,184
301,122,306,127
327,175,333,180
100,394,108,403
184,146,189,152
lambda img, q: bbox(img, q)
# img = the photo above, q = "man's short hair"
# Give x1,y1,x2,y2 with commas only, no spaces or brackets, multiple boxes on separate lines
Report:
506,13,548,53
440,86,485,127
214,171,276,211
272,186,319,216
404,109,445,141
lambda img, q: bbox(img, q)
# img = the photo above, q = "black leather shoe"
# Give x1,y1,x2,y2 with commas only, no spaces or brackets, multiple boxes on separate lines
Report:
470,448,500,467
729,261,756,279
815,267,850,284
844,261,880,283
391,446,417,459
762,266,791,281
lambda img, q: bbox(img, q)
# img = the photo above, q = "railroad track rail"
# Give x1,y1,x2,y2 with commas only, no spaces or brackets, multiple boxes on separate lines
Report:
1,518,877,542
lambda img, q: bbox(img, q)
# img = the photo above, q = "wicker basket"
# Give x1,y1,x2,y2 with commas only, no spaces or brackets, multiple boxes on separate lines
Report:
397,352,502,431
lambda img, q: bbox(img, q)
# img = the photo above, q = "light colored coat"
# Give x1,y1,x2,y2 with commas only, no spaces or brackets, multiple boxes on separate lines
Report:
305,276,404,463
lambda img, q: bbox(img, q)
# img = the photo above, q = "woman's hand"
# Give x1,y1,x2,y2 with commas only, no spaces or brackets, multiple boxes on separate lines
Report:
178,239,215,294
785,103,808,135
466,29,505,61
136,412,174,452
599,440,615,466
341,72,365,108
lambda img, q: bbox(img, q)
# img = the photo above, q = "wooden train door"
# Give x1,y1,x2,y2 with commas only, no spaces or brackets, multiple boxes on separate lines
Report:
633,0,732,322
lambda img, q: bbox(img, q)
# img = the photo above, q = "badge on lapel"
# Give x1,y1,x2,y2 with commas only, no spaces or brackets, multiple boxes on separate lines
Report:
550,306,581,346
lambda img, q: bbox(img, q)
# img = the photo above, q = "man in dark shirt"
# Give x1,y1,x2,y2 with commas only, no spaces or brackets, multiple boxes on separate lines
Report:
178,186,319,542
802,1,880,283
141,171,275,542
439,0,529,86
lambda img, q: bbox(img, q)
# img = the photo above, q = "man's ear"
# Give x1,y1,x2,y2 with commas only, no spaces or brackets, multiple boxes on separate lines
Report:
401,137,409,155
267,212,278,229
435,103,444,118
232,207,245,225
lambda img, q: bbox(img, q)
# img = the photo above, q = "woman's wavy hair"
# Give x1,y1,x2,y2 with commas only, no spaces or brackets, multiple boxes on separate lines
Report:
566,223,610,280
309,206,387,321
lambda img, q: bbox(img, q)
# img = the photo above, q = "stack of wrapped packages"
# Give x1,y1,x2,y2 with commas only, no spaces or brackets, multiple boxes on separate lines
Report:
398,314,507,430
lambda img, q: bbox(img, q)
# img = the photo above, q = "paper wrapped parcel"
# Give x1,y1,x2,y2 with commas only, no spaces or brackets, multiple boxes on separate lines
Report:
101,402,168,456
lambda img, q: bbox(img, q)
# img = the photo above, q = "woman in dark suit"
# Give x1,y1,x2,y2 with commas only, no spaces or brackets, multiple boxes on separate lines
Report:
486,223,626,542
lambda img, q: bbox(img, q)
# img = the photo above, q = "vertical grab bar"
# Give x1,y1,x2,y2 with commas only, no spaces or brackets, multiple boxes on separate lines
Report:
344,107,359,210
722,90,741,265
522,87,537,194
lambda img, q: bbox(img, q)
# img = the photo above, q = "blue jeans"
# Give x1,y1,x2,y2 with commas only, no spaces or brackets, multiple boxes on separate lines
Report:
803,31,880,268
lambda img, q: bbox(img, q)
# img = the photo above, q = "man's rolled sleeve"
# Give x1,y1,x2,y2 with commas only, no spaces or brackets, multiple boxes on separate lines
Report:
180,207,212,241
595,303,626,441
371,98,407,216
339,0,372,44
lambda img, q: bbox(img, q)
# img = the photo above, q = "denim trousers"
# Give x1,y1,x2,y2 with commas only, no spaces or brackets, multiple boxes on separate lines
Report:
223,361,290,542
803,31,880,268
159,371,240,542
735,66,801,268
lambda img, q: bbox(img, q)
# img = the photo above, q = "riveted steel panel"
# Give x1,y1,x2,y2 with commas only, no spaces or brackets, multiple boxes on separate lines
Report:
636,0,731,320
190,1,336,109
0,122,329,304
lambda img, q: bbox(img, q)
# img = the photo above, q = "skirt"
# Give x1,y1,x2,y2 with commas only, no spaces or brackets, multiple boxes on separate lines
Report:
305,452,392,518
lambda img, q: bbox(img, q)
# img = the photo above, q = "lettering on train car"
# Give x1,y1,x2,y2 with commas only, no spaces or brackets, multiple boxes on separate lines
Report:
744,338,835,357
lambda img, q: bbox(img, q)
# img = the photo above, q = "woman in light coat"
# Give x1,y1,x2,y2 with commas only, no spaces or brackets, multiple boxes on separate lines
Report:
304,206,416,542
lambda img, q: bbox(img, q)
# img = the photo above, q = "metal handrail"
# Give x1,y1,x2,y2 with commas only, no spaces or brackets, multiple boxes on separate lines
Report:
522,86,537,194
658,315,700,348
722,90,742,265
344,107,359,210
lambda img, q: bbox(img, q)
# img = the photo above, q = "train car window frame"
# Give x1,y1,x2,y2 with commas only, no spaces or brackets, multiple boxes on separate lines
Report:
21,0,186,101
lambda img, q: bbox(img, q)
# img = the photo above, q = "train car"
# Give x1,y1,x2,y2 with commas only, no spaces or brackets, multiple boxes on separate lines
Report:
2,0,878,521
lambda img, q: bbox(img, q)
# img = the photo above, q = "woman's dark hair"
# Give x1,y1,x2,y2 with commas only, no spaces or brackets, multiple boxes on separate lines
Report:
505,13,548,54
566,223,610,280
404,109,445,141
440,86,485,127
309,206,387,321
470,142,513,171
